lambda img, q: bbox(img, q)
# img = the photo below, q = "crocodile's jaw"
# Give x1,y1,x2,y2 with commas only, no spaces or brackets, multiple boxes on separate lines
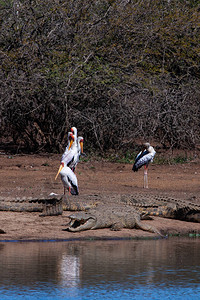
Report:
67,216,96,232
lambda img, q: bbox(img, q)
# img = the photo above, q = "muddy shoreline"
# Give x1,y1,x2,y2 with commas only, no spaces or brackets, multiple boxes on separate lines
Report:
0,154,200,241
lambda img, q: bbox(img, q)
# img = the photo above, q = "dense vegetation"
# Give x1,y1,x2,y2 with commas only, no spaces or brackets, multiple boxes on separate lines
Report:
0,0,199,153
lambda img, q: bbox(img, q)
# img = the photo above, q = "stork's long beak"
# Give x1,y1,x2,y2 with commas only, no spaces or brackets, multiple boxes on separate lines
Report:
55,164,64,180
80,141,83,154
68,138,73,150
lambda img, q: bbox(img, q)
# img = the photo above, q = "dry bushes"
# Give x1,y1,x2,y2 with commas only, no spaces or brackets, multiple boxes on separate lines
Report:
0,0,199,153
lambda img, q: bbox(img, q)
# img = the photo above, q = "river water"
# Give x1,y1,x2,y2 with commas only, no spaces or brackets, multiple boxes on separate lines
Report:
0,237,200,299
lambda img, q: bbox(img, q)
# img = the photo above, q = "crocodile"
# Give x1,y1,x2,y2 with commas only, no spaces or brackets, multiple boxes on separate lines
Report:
63,193,200,222
136,204,200,223
117,193,200,223
0,194,99,216
0,192,200,222
0,195,63,216
65,206,164,236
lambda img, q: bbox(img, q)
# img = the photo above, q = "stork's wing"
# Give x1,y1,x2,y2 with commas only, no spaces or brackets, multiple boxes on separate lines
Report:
135,150,148,164
68,151,79,171
132,152,153,172
61,149,75,167
66,168,79,195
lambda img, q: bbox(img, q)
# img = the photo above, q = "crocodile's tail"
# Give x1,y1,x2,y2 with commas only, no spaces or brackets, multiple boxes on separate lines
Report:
139,205,200,223
138,206,176,219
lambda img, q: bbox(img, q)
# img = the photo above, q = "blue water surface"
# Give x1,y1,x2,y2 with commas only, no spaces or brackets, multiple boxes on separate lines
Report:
0,238,200,299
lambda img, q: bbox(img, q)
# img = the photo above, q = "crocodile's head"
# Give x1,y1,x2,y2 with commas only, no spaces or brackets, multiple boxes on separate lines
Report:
67,212,97,232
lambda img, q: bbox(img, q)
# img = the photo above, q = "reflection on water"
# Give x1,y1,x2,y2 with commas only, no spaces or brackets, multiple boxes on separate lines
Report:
0,238,200,299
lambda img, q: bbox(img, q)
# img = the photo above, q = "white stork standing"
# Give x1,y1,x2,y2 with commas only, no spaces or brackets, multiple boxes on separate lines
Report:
132,143,156,188
55,128,83,195
55,161,79,195
55,134,77,192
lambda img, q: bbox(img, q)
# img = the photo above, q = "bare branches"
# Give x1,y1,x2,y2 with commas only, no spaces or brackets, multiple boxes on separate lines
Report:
0,0,199,153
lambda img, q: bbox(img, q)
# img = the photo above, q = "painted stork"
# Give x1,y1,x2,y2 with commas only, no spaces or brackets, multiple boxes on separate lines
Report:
55,128,83,195
132,143,156,188
55,161,79,195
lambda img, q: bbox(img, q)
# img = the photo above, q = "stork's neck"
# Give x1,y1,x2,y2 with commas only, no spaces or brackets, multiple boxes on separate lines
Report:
70,141,77,150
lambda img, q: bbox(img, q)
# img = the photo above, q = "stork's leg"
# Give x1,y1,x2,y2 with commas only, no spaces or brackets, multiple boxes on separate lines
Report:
144,165,148,188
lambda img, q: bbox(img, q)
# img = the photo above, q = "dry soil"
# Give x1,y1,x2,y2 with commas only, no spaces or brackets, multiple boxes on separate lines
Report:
0,154,200,241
